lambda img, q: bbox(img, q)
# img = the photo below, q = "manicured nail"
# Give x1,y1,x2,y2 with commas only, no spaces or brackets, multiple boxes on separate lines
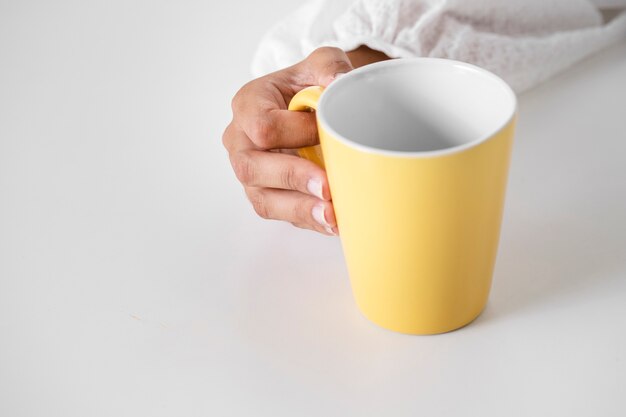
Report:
324,226,337,236
307,178,324,200
312,203,330,228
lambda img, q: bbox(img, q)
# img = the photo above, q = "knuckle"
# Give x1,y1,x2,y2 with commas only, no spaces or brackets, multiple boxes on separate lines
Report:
304,47,351,84
231,151,255,184
221,122,234,149
280,163,299,191
231,82,251,114
250,116,273,148
230,91,242,114
310,46,343,59
248,191,270,219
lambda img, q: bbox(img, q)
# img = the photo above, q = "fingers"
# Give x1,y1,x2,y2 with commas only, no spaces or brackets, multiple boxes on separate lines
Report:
223,47,353,236
298,46,354,87
224,122,337,235
229,47,352,150
224,123,330,199
245,187,338,235
230,149,330,200
242,108,319,150
231,86,319,150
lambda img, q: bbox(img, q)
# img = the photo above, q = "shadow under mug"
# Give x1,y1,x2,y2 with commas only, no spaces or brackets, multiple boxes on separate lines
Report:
289,58,517,334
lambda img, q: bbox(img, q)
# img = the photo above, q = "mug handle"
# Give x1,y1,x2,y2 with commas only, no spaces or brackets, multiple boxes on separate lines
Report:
288,86,325,168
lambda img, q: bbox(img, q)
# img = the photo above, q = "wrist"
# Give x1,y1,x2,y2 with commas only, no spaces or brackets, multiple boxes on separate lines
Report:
346,45,391,68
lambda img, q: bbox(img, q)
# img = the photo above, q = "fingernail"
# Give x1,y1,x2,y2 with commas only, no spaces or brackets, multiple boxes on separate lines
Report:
312,203,330,228
307,178,324,200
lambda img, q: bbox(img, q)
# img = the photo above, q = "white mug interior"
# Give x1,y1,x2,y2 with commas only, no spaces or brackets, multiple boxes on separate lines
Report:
318,58,517,156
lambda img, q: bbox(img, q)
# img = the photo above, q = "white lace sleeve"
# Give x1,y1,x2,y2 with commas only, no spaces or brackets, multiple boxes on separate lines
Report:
251,0,626,92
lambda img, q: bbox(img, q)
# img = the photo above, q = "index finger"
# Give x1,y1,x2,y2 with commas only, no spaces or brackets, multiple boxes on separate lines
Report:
233,96,320,151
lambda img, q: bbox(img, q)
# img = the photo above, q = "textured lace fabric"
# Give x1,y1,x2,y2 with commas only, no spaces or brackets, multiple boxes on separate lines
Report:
252,0,626,92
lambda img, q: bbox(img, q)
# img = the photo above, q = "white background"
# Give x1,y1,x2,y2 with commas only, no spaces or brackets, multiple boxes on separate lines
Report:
1,1,625,416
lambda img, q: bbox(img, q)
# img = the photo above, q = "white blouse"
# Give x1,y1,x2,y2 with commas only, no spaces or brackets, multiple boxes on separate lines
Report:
252,0,626,92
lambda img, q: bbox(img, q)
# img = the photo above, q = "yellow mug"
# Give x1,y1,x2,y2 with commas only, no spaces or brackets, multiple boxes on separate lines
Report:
289,58,517,334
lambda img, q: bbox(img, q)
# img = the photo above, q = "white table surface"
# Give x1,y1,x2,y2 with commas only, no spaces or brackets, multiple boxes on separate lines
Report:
1,1,626,416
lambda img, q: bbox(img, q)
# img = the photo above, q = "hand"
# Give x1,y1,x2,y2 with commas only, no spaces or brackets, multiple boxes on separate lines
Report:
223,47,353,235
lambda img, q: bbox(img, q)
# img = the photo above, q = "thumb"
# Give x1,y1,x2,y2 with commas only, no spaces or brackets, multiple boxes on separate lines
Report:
299,46,353,88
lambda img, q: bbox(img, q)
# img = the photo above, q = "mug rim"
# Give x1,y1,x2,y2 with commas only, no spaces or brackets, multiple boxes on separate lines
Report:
317,57,518,158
